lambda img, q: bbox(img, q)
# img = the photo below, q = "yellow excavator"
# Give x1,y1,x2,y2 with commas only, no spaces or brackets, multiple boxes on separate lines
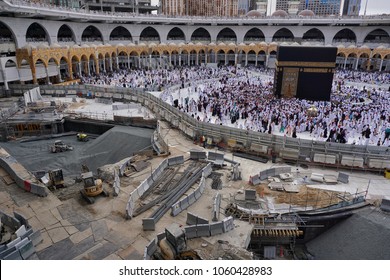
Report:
80,171,109,204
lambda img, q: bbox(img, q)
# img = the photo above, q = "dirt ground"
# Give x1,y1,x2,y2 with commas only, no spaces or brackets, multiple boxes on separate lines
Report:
256,184,343,209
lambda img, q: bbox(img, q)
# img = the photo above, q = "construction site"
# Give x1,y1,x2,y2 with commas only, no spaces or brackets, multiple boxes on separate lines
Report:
0,87,390,260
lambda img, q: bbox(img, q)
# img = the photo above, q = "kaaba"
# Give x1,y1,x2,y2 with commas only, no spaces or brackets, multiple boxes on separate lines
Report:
273,46,337,101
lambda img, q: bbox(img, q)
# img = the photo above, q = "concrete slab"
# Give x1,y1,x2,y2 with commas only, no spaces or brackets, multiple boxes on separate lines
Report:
87,240,120,260
91,220,109,242
27,216,45,231
47,226,70,244
103,230,133,249
35,231,53,252
118,245,143,260
103,253,122,260
36,210,60,228
60,220,79,235
69,227,93,244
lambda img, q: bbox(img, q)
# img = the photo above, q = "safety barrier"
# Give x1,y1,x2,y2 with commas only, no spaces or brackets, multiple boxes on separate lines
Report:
367,158,390,169
0,148,48,197
143,238,158,260
7,84,390,172
190,150,207,160
170,163,211,217
338,172,349,183
125,159,168,219
167,155,184,166
113,168,120,196
341,155,364,168
258,166,292,181
212,193,221,222
249,143,269,154
380,199,390,212
184,216,235,240
245,190,257,201
208,152,224,166
0,211,42,260
313,153,337,165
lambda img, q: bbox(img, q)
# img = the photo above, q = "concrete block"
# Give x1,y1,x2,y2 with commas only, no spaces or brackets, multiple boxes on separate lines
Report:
3,249,22,260
13,212,30,229
0,247,16,259
245,190,256,201
6,237,21,249
186,212,198,226
338,172,349,184
142,219,156,231
341,156,364,168
180,198,190,211
222,216,234,233
250,174,261,185
212,193,221,222
311,173,324,182
188,193,196,205
197,216,209,225
184,226,198,239
380,199,390,212
20,228,34,240
146,239,157,256
18,240,35,260
196,224,210,237
15,225,27,238
170,203,182,217
194,188,202,200
210,222,224,236
156,232,166,242
28,230,43,247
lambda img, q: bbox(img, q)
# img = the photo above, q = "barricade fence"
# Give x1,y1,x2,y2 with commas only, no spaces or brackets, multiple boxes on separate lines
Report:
7,84,390,172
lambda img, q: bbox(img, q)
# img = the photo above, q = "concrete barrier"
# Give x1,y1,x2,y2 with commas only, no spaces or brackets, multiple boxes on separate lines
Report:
367,158,390,169
167,156,184,166
0,148,48,197
313,153,337,164
212,193,221,222
249,174,261,185
222,216,235,233
245,190,256,201
341,155,364,168
143,239,157,260
208,152,224,166
380,199,390,212
338,172,349,183
250,143,268,154
279,148,300,160
190,150,207,160
311,173,324,182
0,212,41,260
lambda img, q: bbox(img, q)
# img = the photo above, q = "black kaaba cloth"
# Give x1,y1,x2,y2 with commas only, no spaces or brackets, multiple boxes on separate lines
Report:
273,46,337,101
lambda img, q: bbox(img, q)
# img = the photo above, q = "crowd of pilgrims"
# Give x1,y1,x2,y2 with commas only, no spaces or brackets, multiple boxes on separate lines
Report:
81,65,390,146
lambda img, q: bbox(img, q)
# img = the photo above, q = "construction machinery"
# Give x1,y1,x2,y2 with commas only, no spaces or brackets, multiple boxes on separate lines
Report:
77,133,89,142
48,169,65,189
50,140,73,153
155,224,200,260
80,171,109,204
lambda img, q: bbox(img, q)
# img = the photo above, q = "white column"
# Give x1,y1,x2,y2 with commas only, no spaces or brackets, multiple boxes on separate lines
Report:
205,52,208,65
109,57,113,71
0,66,9,90
179,54,181,66
379,59,384,71
57,65,62,82
255,54,258,66
245,53,248,66
127,55,130,68
343,57,348,69
355,58,359,70
225,53,228,65
149,54,152,68
266,55,269,68
188,54,190,65
78,62,82,77
196,53,199,65
45,67,50,84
